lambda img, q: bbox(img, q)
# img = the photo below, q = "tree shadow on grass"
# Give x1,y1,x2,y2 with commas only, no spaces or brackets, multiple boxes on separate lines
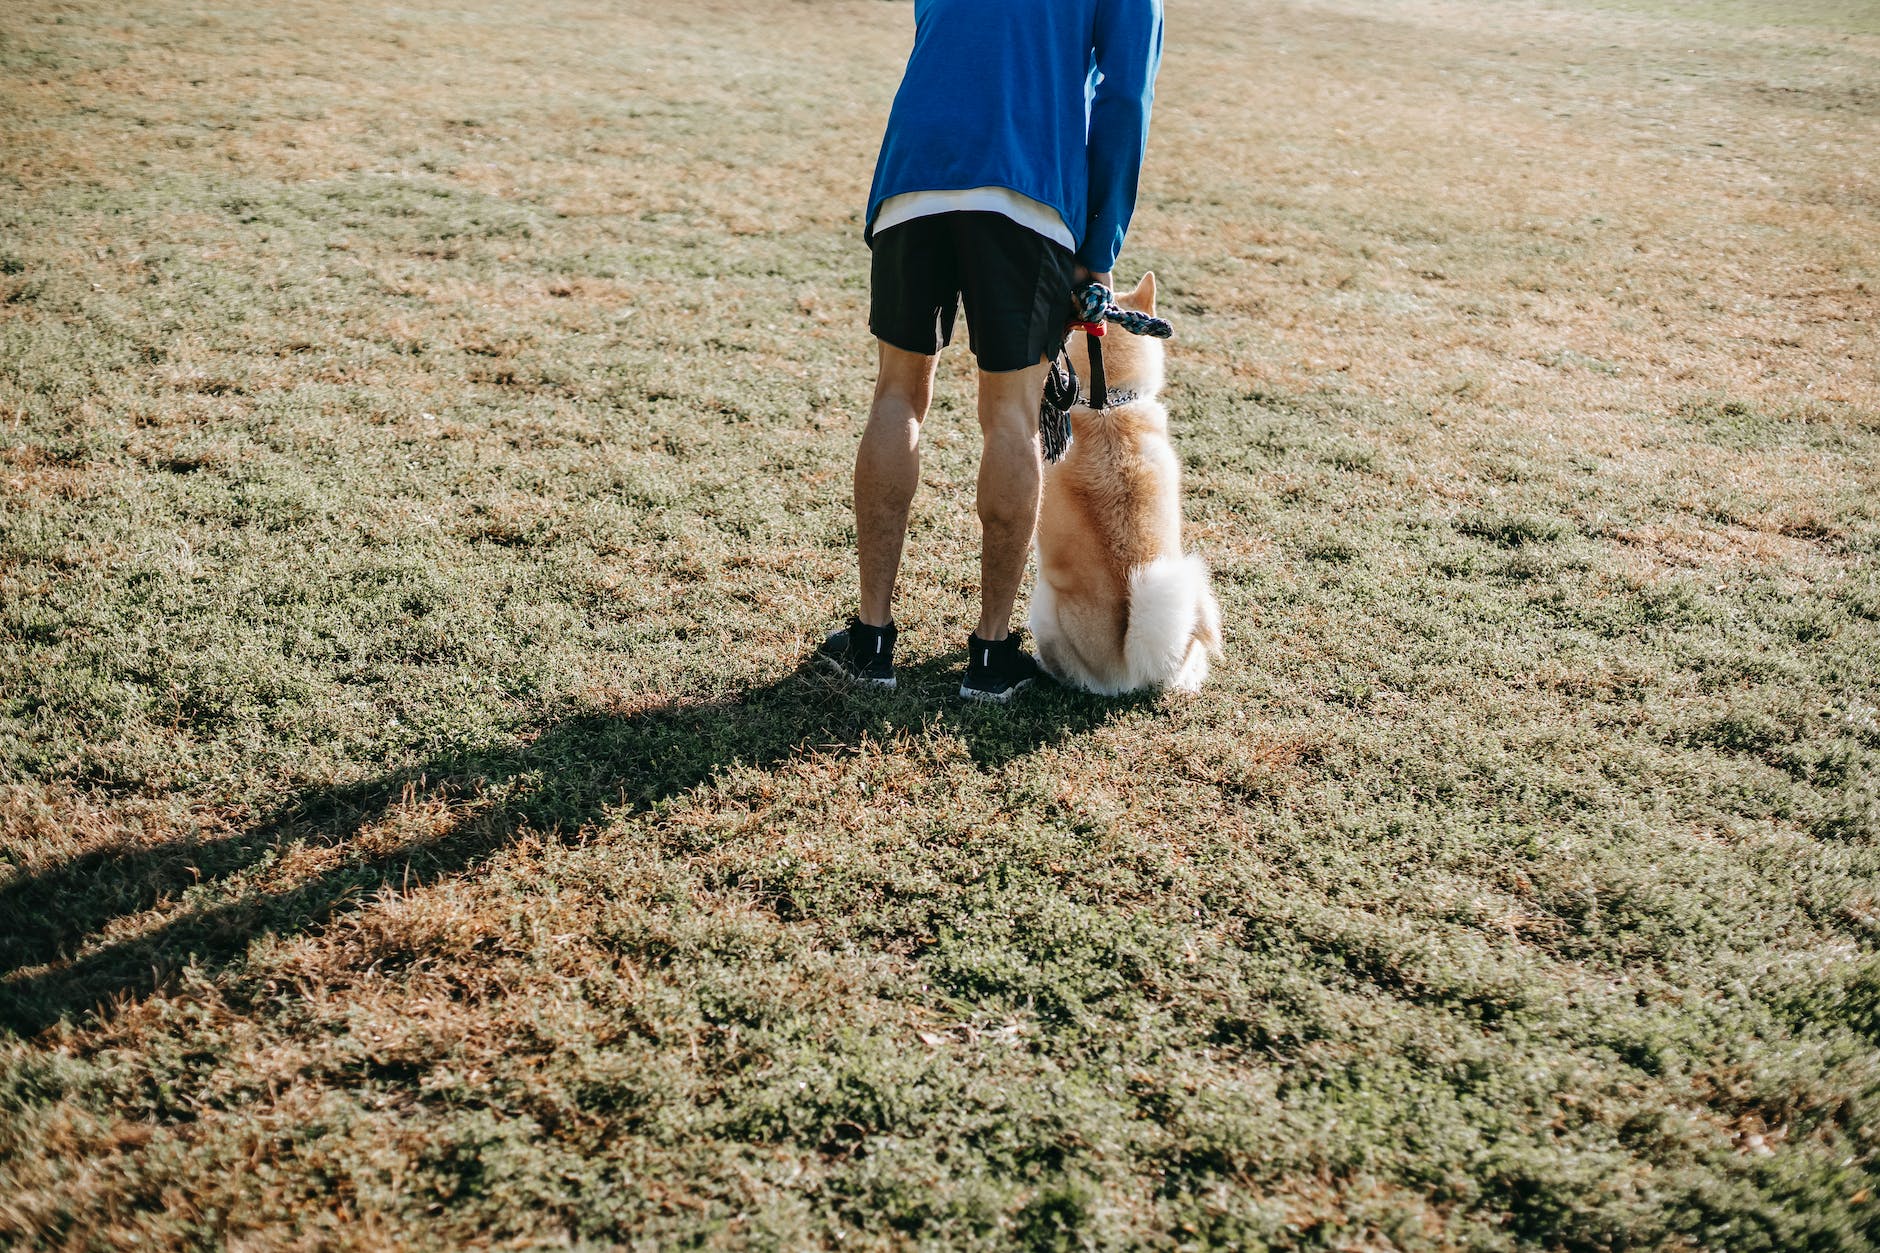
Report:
1,655,1145,1036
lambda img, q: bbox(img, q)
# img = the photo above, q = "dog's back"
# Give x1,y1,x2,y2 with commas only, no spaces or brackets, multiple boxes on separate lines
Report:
1030,274,1222,694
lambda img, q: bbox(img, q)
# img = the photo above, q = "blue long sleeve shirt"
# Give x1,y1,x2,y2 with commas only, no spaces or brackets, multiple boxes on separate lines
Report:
866,0,1164,275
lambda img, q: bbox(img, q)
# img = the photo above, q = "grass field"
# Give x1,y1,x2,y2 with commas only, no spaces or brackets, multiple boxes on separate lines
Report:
3,0,1878,1246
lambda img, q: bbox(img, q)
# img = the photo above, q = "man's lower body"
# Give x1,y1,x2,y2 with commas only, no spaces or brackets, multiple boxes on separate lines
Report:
820,211,1074,701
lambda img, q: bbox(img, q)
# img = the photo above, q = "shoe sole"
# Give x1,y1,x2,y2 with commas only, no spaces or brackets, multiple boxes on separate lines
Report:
817,652,895,689
959,677,1032,704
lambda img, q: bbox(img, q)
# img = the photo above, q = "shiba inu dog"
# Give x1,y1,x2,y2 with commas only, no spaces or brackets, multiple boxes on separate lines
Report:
1029,273,1222,694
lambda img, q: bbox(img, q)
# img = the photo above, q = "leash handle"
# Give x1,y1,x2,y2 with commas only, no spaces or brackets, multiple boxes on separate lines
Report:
1073,282,1112,326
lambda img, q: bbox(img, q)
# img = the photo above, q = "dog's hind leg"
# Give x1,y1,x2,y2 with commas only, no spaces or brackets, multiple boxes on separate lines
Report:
1028,580,1071,682
1171,638,1210,692
1196,580,1223,659
1031,581,1126,693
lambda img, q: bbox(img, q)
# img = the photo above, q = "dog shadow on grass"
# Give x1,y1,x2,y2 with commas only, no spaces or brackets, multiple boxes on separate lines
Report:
1,655,1146,1035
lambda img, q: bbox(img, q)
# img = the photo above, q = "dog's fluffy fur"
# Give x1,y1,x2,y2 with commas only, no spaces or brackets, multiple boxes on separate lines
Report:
1029,273,1222,694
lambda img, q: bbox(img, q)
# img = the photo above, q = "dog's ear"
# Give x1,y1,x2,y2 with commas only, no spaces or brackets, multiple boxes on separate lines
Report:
1125,271,1157,315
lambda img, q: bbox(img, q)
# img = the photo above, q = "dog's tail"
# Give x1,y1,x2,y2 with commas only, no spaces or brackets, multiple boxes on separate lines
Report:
1124,554,1222,692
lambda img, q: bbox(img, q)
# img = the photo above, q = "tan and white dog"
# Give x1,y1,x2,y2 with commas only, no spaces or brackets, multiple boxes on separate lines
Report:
1029,273,1222,694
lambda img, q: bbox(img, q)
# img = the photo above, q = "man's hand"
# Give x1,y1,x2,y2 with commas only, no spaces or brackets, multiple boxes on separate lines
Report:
1072,265,1113,292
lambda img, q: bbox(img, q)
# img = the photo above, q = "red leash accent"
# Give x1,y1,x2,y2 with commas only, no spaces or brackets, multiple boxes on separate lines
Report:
1073,321,1106,336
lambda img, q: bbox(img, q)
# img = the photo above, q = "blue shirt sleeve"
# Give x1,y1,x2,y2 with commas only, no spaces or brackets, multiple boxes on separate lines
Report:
1081,0,1163,273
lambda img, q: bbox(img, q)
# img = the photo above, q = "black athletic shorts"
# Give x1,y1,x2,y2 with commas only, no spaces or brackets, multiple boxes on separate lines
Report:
868,211,1076,373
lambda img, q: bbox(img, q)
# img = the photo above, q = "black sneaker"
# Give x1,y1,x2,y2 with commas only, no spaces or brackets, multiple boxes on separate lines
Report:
817,617,897,688
960,632,1042,703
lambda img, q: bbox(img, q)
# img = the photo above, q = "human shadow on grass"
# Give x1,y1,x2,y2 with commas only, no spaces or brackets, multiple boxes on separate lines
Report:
1,655,1145,1035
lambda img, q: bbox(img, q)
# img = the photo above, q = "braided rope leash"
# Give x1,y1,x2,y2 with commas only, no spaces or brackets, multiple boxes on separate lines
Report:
1040,283,1175,463
1072,282,1174,341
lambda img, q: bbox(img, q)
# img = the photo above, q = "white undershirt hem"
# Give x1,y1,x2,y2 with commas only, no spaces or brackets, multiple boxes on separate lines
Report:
872,187,1076,252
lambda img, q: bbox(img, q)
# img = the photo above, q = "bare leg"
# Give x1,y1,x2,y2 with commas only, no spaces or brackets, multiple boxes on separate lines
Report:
855,342,938,628
973,359,1049,641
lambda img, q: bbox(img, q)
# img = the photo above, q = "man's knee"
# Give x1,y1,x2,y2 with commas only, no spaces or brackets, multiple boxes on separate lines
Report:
875,341,937,414
975,360,1048,430
977,400,1043,458
978,376,1045,460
